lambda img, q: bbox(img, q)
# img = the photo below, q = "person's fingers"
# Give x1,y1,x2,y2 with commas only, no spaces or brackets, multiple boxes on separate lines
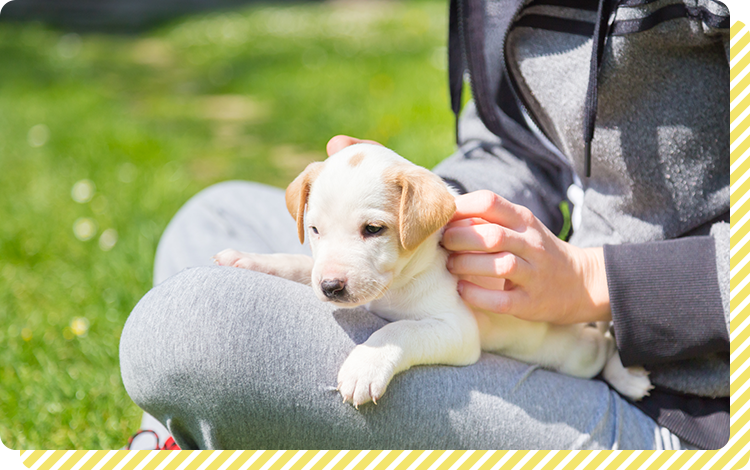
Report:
451,190,533,230
455,274,507,291
442,223,528,256
444,217,490,229
457,280,527,315
326,135,383,156
448,252,531,284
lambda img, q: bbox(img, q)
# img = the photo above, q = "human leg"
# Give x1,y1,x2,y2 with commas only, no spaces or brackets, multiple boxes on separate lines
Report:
121,265,674,450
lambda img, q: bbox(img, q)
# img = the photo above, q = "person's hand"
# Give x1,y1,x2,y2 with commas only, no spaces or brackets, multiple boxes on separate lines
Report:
442,190,611,325
326,135,383,157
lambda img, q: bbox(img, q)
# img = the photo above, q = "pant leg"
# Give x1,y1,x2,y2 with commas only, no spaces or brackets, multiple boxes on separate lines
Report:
121,266,670,450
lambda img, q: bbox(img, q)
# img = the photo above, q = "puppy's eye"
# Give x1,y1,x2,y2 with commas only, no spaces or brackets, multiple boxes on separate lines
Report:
310,226,319,234
363,225,385,236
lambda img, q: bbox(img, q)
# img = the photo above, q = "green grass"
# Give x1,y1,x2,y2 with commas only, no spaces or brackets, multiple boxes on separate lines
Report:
0,0,455,449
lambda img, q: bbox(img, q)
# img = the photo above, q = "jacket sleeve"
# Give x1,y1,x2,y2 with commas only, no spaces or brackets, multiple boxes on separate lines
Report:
604,222,729,368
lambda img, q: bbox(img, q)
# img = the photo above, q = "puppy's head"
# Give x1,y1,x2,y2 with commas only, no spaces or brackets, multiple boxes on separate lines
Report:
285,144,455,307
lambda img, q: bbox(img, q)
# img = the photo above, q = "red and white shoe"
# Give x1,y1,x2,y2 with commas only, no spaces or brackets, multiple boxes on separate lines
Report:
126,430,180,450
125,413,180,450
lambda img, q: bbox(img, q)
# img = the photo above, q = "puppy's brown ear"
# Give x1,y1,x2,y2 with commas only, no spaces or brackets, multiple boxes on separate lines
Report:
285,162,324,244
387,165,456,251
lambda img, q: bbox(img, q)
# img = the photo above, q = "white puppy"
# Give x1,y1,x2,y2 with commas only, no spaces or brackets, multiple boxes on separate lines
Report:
214,144,651,407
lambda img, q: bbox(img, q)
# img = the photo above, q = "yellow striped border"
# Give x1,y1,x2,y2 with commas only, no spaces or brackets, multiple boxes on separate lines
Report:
4,15,747,470
9,447,750,470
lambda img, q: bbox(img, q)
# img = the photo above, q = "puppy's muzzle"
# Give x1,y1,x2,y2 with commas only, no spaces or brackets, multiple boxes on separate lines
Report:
320,278,347,300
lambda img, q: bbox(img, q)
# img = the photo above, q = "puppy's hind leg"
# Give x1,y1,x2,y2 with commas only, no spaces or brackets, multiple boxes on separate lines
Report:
480,315,613,380
554,324,615,380
529,323,652,400
602,350,653,401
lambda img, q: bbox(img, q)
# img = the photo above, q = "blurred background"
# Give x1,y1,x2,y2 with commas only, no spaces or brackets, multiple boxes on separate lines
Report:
0,0,455,449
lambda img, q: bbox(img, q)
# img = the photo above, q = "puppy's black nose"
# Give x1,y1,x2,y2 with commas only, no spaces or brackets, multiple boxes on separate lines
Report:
320,279,347,299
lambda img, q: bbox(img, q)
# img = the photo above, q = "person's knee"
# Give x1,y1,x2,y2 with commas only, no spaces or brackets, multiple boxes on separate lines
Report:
120,267,279,407
120,266,328,409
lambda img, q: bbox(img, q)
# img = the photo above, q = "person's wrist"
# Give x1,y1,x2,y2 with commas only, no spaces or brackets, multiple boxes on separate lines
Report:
580,247,612,323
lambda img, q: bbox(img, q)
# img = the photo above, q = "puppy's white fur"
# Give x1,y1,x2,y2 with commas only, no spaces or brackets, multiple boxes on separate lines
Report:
215,144,651,407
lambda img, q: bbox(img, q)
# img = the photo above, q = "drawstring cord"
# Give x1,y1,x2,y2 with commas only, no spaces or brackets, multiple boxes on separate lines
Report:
448,0,464,145
583,0,617,177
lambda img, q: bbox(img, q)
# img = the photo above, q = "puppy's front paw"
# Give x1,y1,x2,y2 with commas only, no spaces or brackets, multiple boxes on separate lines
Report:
213,249,269,271
213,248,250,268
603,351,653,401
337,345,395,409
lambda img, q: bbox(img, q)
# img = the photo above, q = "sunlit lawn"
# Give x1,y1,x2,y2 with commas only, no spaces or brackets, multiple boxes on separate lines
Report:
0,0,455,449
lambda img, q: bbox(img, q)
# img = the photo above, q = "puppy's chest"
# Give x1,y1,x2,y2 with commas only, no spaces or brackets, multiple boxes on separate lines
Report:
367,278,464,323
366,298,429,322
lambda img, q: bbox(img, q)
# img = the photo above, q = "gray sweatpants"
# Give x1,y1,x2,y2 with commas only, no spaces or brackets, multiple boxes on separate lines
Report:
119,177,687,450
